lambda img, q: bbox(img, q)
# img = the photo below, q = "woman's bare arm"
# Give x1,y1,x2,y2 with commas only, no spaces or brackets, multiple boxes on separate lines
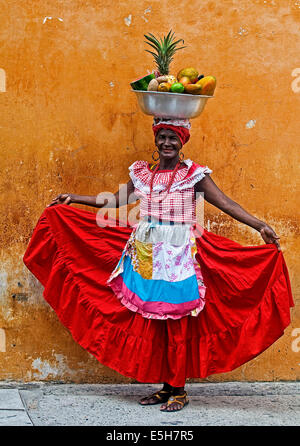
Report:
47,179,139,209
195,174,281,250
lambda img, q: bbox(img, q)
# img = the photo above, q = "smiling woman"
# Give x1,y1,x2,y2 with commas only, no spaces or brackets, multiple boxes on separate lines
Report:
23,116,294,413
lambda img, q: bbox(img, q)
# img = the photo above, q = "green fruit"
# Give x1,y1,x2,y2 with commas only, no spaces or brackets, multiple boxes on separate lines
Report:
170,82,185,93
130,73,155,91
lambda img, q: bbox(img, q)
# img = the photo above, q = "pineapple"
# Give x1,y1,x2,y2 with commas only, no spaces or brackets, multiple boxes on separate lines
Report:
144,29,186,76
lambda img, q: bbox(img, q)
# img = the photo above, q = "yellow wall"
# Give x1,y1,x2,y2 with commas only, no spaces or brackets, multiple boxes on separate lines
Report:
0,0,299,382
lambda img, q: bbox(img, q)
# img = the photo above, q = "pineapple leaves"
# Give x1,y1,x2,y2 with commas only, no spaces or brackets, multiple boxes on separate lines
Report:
144,29,186,75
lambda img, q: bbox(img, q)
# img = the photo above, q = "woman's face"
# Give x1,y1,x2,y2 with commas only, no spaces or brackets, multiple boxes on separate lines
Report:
155,129,182,161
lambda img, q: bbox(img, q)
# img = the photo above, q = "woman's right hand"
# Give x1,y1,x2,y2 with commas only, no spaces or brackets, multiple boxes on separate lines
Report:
46,193,77,207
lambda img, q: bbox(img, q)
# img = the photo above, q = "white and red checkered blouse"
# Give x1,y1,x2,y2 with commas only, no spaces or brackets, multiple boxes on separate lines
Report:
129,159,212,224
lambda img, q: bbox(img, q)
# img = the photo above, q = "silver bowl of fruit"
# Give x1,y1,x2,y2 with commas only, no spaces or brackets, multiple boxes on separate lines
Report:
131,31,216,119
132,89,213,119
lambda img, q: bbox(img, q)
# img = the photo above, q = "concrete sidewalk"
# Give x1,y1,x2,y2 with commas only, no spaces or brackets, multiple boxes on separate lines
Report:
0,382,299,426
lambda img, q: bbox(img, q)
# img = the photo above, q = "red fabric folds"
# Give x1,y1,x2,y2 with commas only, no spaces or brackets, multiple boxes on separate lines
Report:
23,204,294,386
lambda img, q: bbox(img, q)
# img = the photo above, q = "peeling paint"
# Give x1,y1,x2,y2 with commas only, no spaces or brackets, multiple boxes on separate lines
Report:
124,14,132,26
43,17,63,24
263,0,277,5
32,358,59,379
246,119,256,129
237,26,248,36
0,271,8,300
109,81,115,96
142,6,151,22
32,354,76,379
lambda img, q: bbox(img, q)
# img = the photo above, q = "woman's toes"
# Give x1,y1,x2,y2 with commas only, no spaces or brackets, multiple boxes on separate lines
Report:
140,398,152,405
168,404,176,411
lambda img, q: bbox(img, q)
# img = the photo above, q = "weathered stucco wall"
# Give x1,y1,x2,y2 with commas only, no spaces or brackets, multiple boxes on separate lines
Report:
0,0,299,383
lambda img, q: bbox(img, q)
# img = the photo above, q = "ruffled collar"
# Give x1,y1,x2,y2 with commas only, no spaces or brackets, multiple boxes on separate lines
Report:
129,159,212,194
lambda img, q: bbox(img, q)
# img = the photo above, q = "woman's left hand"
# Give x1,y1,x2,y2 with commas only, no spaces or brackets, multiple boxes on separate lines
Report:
259,224,281,251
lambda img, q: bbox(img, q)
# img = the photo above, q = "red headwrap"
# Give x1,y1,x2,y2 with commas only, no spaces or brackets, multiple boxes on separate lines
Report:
152,123,190,146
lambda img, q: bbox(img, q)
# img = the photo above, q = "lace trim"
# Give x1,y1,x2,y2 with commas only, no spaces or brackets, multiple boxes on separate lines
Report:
129,173,166,193
169,166,212,192
152,117,191,130
129,160,212,194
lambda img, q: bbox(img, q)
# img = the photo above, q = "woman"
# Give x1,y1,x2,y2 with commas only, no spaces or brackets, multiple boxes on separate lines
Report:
23,118,293,413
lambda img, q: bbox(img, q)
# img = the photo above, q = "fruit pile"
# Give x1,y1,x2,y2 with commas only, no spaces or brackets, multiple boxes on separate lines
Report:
130,30,216,96
148,69,216,95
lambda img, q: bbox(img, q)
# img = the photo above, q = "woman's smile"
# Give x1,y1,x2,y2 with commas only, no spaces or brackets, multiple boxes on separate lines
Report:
161,148,175,153
155,128,182,159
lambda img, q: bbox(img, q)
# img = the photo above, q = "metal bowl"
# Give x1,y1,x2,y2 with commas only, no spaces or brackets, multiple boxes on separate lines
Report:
132,90,213,119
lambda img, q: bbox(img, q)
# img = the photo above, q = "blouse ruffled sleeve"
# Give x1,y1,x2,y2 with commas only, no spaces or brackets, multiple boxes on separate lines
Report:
128,160,153,193
169,161,212,192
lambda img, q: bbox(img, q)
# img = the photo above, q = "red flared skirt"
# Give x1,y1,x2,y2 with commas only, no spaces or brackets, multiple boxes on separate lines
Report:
23,204,294,387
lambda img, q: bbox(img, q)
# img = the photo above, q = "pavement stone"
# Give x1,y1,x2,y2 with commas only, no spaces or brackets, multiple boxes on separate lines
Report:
0,410,32,426
0,389,25,410
0,382,299,426
0,388,33,426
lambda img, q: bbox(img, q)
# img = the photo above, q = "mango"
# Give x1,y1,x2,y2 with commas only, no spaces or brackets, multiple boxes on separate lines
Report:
184,84,202,95
196,76,216,96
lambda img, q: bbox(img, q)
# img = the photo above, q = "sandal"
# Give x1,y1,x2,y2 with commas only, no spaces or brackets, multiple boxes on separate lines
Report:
160,391,189,412
139,390,172,406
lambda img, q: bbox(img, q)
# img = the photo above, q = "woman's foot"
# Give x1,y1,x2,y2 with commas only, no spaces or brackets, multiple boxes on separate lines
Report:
160,389,189,412
139,383,173,406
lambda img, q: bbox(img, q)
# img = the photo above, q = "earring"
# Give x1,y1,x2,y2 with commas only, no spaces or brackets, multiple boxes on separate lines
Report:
152,149,160,161
179,151,184,162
